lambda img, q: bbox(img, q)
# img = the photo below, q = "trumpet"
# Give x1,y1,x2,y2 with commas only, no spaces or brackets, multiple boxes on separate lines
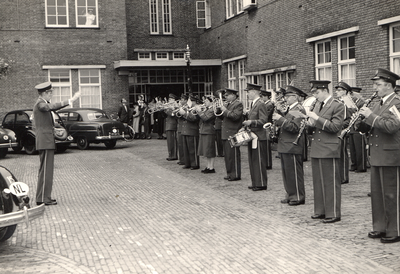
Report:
147,100,180,114
213,90,226,116
338,91,378,140
190,104,207,115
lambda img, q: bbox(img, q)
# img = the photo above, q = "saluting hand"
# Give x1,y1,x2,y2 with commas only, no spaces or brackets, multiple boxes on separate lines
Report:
71,91,81,102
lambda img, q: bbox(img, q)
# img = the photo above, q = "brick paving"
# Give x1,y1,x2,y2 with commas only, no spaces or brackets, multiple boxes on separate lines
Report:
0,138,399,273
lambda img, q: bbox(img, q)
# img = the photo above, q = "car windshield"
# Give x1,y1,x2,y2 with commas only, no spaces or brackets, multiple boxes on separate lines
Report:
86,111,108,121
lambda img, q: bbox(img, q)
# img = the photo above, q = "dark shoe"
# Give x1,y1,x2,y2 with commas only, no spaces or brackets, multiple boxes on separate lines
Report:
37,201,57,206
355,170,367,173
204,168,215,174
368,231,386,238
190,166,200,170
288,200,305,206
380,236,400,243
266,167,272,170
323,217,341,223
311,214,325,219
228,177,241,181
248,186,254,189
224,176,230,180
167,158,178,161
182,166,191,169
341,180,349,184
281,199,289,204
252,186,267,191
51,199,56,202
349,167,356,171
217,155,224,157
201,168,209,173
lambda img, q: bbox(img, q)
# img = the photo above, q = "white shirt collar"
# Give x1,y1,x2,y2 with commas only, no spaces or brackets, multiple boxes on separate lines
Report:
382,92,395,104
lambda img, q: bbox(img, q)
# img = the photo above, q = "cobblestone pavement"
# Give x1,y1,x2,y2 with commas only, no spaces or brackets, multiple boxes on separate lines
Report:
0,138,399,273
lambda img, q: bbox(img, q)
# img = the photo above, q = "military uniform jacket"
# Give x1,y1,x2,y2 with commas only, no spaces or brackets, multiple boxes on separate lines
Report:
349,96,365,134
275,102,306,154
309,97,344,158
214,116,222,130
221,99,244,140
164,109,178,131
247,98,268,141
360,93,400,166
33,98,69,150
198,107,216,135
181,111,200,136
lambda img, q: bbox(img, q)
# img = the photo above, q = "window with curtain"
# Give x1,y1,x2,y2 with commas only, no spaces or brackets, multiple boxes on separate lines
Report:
338,35,356,86
46,0,69,27
228,62,236,89
390,23,400,83
49,69,71,104
76,0,98,27
315,39,332,91
79,69,101,109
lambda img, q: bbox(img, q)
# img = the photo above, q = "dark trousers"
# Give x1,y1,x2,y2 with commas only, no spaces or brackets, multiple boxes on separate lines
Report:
370,166,400,237
339,137,349,183
215,130,224,156
36,149,55,203
311,158,341,218
177,132,184,163
266,139,273,169
182,135,199,168
303,134,309,162
166,130,177,159
247,140,268,188
280,153,305,202
349,133,367,171
223,140,241,179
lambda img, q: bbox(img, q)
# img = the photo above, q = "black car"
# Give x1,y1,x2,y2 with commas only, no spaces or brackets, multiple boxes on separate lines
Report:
0,127,18,159
57,108,125,149
2,110,72,155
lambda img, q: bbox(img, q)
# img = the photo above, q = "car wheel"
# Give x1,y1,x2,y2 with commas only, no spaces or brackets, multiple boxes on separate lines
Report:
0,148,7,159
24,136,37,155
0,167,17,242
12,140,23,153
56,144,70,153
104,140,117,149
76,137,89,150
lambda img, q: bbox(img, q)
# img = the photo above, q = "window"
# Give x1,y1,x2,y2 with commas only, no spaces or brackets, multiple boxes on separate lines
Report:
196,1,211,29
275,73,284,90
162,0,172,34
338,35,356,86
265,74,273,91
315,40,332,90
286,71,294,86
49,69,71,105
45,0,69,27
156,52,168,60
227,62,236,89
138,52,151,60
390,23,400,83
149,0,159,34
226,0,243,19
79,69,101,108
238,60,247,105
237,0,243,14
76,0,98,27
173,52,185,60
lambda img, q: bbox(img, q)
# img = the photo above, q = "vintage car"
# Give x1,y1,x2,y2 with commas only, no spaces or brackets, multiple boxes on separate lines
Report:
2,109,73,155
0,165,45,241
0,126,18,159
57,108,126,149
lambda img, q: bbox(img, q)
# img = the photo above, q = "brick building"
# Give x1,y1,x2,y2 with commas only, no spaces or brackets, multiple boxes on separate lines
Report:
1,0,400,116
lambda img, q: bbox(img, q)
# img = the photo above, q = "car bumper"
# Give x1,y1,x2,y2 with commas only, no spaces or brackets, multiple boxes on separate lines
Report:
0,141,18,149
95,135,124,140
0,204,45,228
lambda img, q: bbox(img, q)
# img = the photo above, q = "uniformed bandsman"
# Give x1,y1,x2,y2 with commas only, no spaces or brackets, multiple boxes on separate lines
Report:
273,86,307,205
243,83,269,191
306,80,344,223
219,88,243,181
176,94,188,165
260,89,275,169
358,68,400,243
164,93,179,161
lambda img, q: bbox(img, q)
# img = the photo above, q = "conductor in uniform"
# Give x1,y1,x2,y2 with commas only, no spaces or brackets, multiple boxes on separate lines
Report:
33,81,80,205
273,86,307,205
306,80,344,223
358,68,400,243
242,83,269,191
219,88,243,181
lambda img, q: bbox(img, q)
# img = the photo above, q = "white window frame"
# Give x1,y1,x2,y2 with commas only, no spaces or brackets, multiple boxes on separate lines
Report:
196,1,211,29
238,59,247,104
162,0,172,34
138,52,151,60
75,0,99,28
173,52,185,60
149,0,159,34
265,74,273,91
156,52,168,60
228,62,236,89
286,71,294,86
48,69,72,105
315,39,333,91
45,0,69,28
275,73,284,90
338,34,356,86
390,22,400,83
78,69,102,109
237,0,244,14
226,0,235,19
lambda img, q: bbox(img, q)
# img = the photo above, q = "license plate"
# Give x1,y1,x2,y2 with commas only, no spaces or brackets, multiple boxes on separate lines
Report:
110,129,119,135
9,182,30,197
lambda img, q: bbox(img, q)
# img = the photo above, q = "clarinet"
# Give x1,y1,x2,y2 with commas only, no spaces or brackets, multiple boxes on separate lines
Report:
292,100,317,145
338,91,378,140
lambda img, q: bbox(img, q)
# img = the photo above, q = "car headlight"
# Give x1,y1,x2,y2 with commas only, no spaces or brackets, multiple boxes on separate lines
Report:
3,135,9,141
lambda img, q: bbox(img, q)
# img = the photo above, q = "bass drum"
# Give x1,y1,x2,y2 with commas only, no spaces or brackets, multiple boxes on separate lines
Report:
0,166,18,242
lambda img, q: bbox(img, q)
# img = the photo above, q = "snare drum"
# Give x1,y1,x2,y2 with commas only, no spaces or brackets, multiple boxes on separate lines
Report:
228,130,253,147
